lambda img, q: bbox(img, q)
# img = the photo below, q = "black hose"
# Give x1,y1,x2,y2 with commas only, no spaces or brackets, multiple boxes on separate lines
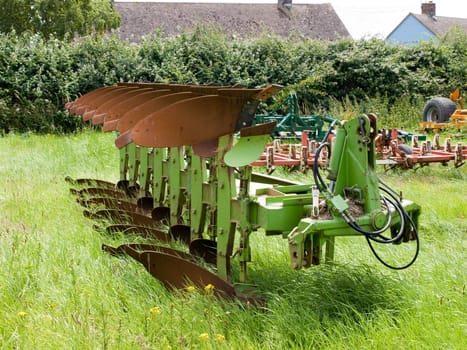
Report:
313,142,330,193
366,212,419,270
312,121,419,269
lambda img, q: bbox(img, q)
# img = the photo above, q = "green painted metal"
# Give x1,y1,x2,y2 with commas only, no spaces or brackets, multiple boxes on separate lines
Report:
254,92,335,140
69,84,422,298
189,153,207,239
104,114,420,288
152,147,167,208
127,142,139,187
215,135,236,281
138,147,151,196
224,133,271,167
168,147,185,225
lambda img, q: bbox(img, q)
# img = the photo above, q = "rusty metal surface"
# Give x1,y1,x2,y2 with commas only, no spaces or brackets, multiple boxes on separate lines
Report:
71,86,131,115
191,138,219,158
102,243,198,262
105,225,174,242
65,176,116,190
72,187,130,201
240,121,277,137
131,95,245,147
81,87,140,121
116,92,196,134
117,82,172,90
117,92,197,133
252,84,283,100
110,246,237,297
114,130,133,149
189,239,217,265
97,89,173,129
84,208,159,227
67,86,117,114
86,88,155,124
78,197,145,214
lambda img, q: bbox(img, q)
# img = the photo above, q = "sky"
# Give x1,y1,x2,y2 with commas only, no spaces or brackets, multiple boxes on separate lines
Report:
115,1,467,39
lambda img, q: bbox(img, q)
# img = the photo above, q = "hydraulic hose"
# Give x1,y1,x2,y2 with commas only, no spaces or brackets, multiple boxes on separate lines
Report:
312,122,419,269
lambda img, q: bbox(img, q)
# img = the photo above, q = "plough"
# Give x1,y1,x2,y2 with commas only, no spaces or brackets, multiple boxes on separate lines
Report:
66,83,421,302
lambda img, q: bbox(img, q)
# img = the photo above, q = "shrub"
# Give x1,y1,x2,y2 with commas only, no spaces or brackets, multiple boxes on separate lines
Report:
0,26,465,133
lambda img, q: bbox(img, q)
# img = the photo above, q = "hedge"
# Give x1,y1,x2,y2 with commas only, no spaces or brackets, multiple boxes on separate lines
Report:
0,26,465,133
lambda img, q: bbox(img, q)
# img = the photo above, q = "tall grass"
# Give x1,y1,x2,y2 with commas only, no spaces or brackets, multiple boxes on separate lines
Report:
0,131,465,349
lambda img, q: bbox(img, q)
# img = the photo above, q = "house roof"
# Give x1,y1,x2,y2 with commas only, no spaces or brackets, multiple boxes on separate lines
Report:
412,13,467,36
113,2,350,41
386,12,467,40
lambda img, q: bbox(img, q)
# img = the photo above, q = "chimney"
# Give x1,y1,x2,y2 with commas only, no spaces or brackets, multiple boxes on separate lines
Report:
278,0,292,10
421,1,436,17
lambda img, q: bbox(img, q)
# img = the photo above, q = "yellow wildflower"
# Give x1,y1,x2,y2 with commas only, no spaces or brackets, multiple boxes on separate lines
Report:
17,311,27,318
187,285,196,292
198,333,210,340
150,306,161,315
204,284,215,293
215,334,225,342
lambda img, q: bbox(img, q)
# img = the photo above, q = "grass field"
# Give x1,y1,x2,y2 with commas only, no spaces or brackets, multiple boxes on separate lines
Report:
0,130,465,349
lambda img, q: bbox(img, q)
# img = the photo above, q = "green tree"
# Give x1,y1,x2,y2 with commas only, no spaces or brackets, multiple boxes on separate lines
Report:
0,0,120,40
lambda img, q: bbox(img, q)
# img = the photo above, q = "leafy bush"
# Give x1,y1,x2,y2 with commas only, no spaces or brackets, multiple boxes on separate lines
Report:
0,26,466,133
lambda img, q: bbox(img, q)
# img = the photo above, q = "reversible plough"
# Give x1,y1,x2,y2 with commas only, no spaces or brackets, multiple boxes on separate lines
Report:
66,83,421,302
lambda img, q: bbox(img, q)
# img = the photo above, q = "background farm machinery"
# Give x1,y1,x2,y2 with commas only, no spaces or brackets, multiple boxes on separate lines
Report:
420,88,466,132
65,83,421,301
251,91,465,171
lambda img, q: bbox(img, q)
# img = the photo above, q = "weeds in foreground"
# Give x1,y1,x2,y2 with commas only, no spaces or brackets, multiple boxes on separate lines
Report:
0,132,465,349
